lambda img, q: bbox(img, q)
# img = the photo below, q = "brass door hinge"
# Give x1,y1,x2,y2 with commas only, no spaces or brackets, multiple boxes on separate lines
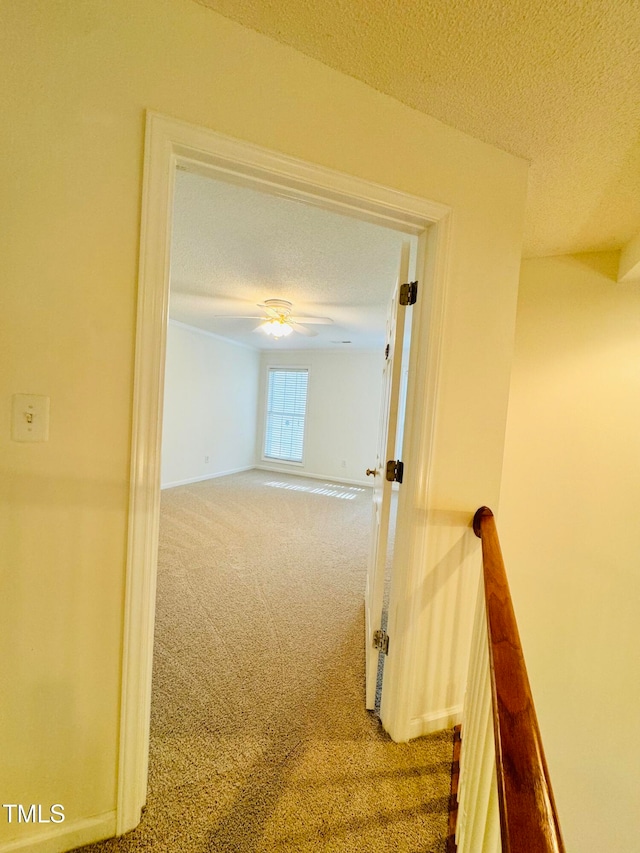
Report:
399,281,418,306
386,459,404,483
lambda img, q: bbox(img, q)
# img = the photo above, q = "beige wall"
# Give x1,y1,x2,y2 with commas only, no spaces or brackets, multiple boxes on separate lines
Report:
499,252,640,851
0,1,526,847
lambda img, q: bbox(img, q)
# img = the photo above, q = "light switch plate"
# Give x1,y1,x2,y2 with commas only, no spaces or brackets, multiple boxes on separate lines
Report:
12,394,50,442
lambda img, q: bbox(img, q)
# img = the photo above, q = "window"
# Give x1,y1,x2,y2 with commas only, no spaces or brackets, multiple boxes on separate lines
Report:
264,368,309,463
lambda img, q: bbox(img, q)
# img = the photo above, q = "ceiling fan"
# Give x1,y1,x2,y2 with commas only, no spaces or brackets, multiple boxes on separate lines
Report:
215,299,333,338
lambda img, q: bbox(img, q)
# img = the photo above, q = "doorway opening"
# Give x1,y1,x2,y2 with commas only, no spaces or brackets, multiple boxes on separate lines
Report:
163,162,417,707
119,112,451,835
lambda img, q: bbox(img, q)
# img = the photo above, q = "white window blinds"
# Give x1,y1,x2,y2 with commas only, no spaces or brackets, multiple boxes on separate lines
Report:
264,368,309,463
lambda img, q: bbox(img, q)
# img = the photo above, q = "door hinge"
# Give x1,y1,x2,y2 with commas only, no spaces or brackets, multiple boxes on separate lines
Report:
373,629,389,655
399,281,418,306
386,459,404,483
385,343,390,360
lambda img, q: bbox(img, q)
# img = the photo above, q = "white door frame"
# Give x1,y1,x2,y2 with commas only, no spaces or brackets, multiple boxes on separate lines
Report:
118,111,453,835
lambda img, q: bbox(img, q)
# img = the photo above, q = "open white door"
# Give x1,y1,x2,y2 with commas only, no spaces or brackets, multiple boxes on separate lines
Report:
365,241,412,710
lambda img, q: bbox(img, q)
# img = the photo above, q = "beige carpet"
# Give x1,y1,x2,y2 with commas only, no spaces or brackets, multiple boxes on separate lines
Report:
79,470,452,852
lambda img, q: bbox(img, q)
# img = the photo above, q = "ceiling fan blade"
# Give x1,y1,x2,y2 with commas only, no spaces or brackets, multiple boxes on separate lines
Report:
257,307,280,319
210,315,265,320
290,316,333,325
291,322,318,337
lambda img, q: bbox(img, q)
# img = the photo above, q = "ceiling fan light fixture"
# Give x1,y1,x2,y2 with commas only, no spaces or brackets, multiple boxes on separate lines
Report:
262,318,293,338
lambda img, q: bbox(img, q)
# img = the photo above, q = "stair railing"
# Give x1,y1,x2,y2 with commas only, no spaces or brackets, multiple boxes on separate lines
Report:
454,507,565,853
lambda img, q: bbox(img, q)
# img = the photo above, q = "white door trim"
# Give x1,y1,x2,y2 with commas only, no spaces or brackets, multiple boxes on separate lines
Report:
118,111,453,834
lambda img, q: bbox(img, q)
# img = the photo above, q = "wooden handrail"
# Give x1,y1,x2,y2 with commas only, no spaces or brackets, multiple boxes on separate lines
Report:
473,507,565,853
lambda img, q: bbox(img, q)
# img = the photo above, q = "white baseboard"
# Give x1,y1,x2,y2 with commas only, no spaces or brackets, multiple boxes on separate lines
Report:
255,465,372,489
0,810,116,853
161,465,254,490
409,704,463,739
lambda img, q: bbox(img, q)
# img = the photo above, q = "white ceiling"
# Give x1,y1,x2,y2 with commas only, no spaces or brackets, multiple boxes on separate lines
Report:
170,170,417,350
197,0,640,259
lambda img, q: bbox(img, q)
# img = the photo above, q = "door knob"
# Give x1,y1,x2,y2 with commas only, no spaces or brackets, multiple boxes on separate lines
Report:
366,468,378,477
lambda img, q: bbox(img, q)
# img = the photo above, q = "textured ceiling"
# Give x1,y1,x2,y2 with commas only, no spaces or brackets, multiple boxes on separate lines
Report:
170,170,415,349
197,0,640,258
